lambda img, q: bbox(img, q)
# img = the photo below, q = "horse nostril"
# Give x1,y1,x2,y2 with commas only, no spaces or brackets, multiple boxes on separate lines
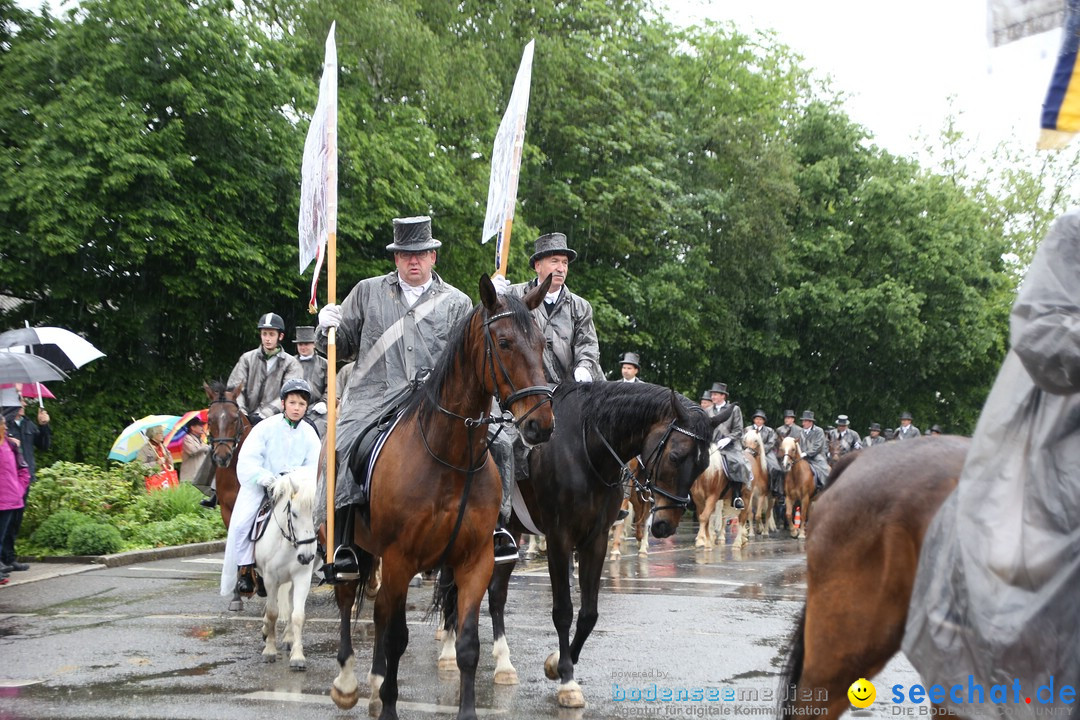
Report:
652,520,671,538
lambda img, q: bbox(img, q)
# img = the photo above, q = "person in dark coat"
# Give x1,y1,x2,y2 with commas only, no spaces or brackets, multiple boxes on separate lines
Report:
1,392,51,572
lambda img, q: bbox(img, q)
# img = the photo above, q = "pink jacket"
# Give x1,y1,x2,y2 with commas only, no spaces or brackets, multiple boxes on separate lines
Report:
0,438,31,510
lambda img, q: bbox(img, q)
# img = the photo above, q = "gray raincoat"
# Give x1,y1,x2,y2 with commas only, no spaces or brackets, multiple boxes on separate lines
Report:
316,271,472,510
298,353,329,435
903,211,1080,714
507,280,603,383
797,424,831,481
227,348,303,421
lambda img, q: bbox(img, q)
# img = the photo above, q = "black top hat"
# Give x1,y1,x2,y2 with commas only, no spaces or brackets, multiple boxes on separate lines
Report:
930,424,943,434
752,409,767,421
529,232,577,266
869,422,882,432
386,216,442,253
801,410,815,422
835,414,850,425
700,390,712,401
783,409,795,418
899,411,913,421
710,382,728,395
619,352,640,368
293,326,316,344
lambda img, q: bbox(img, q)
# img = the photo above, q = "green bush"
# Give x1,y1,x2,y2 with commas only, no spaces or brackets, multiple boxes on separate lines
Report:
129,514,226,548
68,522,124,556
28,509,96,550
132,483,207,522
24,461,144,536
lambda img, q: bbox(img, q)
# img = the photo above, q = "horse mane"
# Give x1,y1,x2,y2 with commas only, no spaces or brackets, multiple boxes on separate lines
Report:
271,467,317,513
403,293,538,423
780,436,800,456
207,379,228,398
743,428,767,473
559,381,709,447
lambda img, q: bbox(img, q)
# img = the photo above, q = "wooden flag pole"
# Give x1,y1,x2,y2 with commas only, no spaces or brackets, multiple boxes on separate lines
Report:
325,232,337,567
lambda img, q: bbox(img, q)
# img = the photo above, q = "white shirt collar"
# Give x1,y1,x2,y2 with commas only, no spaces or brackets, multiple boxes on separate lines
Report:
398,274,433,303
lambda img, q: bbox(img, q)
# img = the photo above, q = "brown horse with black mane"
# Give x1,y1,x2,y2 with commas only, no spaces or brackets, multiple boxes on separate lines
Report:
779,436,969,718
328,275,555,720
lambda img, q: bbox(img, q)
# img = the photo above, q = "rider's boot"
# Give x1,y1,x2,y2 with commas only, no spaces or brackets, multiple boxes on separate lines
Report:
200,492,218,509
732,483,746,510
493,524,519,564
324,506,361,583
236,564,256,596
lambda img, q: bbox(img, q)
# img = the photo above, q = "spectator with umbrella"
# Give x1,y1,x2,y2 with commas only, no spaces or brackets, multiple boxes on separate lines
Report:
0,413,30,584
0,385,51,572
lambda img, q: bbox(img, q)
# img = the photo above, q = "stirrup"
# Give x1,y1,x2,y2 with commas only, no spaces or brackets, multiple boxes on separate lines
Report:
321,546,362,583
493,528,519,565
732,496,745,510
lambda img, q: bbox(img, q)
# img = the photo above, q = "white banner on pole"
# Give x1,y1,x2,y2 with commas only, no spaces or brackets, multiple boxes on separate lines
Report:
989,0,1065,46
298,23,338,307
482,40,535,257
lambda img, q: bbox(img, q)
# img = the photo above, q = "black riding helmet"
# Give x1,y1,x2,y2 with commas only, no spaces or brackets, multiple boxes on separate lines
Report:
280,378,312,404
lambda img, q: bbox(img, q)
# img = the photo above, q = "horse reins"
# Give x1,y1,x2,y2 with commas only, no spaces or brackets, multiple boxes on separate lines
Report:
275,497,318,550
208,395,245,463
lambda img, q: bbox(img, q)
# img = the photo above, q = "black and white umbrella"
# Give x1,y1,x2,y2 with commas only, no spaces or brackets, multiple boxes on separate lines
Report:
0,326,105,371
0,352,69,385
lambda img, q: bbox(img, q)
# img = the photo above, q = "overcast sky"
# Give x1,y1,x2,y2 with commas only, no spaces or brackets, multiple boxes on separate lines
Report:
664,0,1062,157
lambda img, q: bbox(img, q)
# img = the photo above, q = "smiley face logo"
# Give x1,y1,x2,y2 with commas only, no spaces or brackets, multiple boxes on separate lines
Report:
847,678,876,708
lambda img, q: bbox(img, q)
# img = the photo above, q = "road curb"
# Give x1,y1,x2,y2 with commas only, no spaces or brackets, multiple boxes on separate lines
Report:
23,540,226,568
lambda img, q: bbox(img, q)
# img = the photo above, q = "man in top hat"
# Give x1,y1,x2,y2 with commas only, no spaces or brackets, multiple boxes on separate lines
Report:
294,326,329,436
798,411,831,488
863,422,886,447
493,232,602,384
929,424,943,436
827,415,863,462
895,411,921,440
616,352,642,382
228,312,304,426
317,216,476,574
706,381,750,508
747,410,783,497
699,390,713,412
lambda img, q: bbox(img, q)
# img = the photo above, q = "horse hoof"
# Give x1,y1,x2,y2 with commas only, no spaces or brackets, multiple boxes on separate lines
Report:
435,627,446,642
262,652,276,663
367,695,382,717
228,599,243,612
437,656,458,673
544,652,560,680
609,550,620,559
290,658,306,671
330,686,359,710
558,683,586,708
637,547,648,557
494,668,519,685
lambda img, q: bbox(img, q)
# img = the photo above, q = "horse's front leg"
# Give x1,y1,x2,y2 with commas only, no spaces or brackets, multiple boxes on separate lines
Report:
329,579,361,710
543,537,584,708
635,508,650,556
454,553,493,720
287,573,311,670
488,558,518,685
567,526,610,675
374,558,413,720
261,579,279,663
279,581,293,651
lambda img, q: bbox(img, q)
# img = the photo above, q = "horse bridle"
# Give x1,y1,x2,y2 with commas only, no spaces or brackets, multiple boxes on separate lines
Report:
208,396,245,463
479,309,553,428
275,496,318,550
590,419,710,513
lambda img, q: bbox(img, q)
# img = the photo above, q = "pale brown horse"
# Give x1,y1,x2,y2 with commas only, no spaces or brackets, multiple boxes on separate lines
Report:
202,381,251,612
609,457,652,558
328,275,555,720
692,444,751,548
780,436,968,718
744,428,775,537
779,436,818,539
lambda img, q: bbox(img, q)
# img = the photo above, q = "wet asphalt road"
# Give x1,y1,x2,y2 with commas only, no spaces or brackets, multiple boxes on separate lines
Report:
0,523,922,720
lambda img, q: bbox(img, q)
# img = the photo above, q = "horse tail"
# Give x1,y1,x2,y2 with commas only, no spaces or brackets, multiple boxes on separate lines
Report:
778,603,807,719
429,567,458,627
349,549,377,619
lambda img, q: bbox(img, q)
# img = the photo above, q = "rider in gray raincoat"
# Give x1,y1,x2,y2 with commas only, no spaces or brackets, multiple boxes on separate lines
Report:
903,210,1080,716
796,411,830,487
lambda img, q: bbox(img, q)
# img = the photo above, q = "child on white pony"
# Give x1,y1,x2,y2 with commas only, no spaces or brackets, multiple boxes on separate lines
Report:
221,378,320,598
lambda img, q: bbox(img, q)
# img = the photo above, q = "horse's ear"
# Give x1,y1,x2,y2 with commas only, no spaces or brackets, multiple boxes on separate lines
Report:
479,273,498,312
229,382,244,399
671,390,689,424
710,403,733,427
521,273,553,311
203,382,215,401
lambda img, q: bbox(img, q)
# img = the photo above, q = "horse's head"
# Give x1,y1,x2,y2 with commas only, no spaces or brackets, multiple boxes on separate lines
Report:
203,380,247,468
743,428,767,474
476,274,556,447
645,392,729,538
780,436,801,472
270,468,318,566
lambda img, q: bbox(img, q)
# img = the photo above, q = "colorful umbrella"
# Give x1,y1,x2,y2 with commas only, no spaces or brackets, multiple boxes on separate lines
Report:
163,409,209,464
0,382,56,400
108,415,182,463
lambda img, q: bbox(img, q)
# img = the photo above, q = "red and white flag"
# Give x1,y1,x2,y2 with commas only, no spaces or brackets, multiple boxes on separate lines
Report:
298,23,338,309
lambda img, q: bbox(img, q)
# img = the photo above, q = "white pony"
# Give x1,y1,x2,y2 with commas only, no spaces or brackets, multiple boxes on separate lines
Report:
253,467,318,670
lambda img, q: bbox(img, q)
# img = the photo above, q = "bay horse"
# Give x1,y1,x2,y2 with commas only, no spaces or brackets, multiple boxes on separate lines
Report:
780,436,968,719
203,380,251,612
692,444,750,549
438,382,726,708
744,428,776,537
253,468,318,670
329,275,555,720
779,436,817,539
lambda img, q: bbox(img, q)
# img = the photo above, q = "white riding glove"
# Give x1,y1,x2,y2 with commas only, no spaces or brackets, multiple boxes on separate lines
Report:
573,366,593,383
716,437,732,450
311,401,327,415
318,303,342,329
491,274,511,295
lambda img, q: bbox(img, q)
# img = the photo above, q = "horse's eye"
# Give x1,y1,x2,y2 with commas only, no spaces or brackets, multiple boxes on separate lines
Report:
498,339,510,350
668,452,682,464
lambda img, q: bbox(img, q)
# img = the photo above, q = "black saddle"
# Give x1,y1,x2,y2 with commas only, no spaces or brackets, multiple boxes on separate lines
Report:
346,404,406,505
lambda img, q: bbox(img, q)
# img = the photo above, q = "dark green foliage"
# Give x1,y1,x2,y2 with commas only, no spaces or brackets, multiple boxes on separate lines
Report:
67,522,124,556
131,483,207,523
128,515,226,548
28,509,96,550
23,462,145,536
